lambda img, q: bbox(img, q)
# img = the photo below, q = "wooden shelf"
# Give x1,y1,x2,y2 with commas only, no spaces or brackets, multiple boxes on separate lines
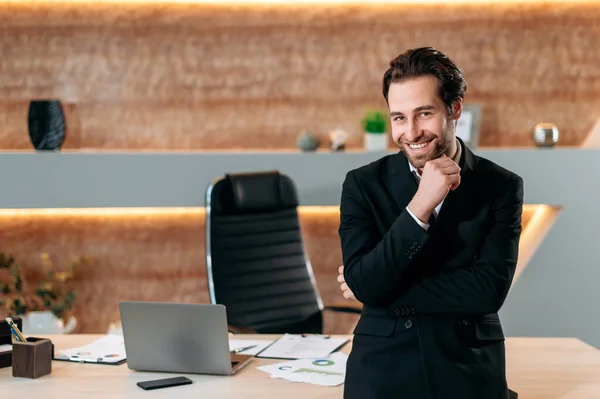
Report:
0,148,594,209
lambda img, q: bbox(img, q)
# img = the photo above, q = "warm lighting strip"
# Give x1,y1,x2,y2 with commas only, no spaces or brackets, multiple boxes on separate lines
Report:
0,207,205,217
0,206,338,217
513,204,561,286
0,204,547,227
0,0,594,5
0,204,542,214
0,205,547,221
0,205,555,282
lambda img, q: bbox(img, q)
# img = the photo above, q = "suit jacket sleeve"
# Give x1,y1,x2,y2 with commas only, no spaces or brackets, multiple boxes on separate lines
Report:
339,171,430,307
387,175,524,316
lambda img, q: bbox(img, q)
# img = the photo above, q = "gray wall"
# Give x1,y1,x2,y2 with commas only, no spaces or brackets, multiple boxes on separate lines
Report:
1,148,598,348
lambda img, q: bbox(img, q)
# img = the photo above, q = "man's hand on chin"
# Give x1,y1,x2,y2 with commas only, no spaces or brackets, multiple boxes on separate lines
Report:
408,154,461,224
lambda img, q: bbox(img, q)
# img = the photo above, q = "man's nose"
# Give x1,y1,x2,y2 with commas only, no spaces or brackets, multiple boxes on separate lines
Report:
405,121,421,142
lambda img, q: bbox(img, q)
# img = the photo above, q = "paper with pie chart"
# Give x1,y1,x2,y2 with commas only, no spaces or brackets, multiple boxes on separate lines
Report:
257,352,348,386
255,333,348,359
54,335,126,364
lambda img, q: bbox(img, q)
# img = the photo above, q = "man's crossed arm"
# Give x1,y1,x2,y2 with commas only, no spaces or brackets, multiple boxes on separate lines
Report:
339,172,523,316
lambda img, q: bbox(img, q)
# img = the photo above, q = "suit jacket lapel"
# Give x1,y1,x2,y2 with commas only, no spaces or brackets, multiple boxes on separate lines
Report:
383,151,418,215
429,138,478,232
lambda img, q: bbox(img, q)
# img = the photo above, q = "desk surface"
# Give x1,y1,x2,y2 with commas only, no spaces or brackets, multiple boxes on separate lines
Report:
1,335,600,398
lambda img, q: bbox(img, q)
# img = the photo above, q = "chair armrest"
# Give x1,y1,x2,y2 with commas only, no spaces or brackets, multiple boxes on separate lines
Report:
228,324,257,334
323,301,363,315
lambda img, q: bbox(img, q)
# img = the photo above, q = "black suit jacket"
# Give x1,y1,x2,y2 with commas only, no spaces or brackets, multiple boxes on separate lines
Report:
339,139,523,399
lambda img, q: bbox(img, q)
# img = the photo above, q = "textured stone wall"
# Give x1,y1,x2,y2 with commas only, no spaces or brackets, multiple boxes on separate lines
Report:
0,207,535,333
1,3,598,150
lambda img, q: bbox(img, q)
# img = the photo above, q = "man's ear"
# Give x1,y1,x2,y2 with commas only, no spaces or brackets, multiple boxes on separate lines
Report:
451,98,463,121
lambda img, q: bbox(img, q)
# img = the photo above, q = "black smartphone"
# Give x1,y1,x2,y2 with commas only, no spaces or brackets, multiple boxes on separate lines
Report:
137,376,193,390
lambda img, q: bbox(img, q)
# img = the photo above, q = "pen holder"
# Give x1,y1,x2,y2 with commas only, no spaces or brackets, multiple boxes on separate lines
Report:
12,337,53,379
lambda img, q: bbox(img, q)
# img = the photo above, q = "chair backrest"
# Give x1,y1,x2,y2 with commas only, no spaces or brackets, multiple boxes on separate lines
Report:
205,170,324,333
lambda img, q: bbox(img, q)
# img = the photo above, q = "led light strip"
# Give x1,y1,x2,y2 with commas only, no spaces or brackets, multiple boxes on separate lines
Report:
0,206,342,217
0,0,592,5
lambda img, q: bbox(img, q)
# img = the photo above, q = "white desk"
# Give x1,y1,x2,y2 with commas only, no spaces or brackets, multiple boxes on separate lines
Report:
1,335,600,398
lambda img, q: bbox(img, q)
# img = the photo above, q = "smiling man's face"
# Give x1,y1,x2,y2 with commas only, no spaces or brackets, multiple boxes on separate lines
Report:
388,75,461,170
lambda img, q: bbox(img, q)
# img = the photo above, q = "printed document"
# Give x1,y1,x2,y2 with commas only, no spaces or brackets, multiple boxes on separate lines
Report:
256,333,348,359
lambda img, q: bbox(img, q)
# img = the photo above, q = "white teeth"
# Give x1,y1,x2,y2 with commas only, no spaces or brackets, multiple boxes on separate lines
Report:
409,142,428,150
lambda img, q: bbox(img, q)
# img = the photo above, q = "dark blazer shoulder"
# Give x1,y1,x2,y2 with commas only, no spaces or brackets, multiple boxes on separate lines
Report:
472,154,523,199
473,155,521,181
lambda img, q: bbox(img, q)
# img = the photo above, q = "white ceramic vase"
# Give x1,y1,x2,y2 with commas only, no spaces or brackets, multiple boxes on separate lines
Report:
21,311,77,335
364,132,388,152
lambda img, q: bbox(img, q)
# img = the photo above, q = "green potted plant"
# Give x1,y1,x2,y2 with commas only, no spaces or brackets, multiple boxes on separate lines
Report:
361,110,389,151
0,252,87,334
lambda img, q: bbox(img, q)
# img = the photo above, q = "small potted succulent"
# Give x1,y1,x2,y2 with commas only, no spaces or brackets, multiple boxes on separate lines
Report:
361,110,389,152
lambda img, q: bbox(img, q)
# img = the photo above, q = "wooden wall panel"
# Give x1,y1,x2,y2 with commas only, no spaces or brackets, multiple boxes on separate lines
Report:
0,207,536,334
0,210,347,333
1,3,600,150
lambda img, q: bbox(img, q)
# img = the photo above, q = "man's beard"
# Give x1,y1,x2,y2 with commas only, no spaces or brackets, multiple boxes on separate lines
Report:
399,126,454,170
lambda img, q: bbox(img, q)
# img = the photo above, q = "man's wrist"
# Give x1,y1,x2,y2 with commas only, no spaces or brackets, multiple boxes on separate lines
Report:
406,207,430,231
407,199,432,224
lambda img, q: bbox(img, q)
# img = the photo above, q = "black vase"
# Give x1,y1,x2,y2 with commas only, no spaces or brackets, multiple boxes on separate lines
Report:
27,100,66,151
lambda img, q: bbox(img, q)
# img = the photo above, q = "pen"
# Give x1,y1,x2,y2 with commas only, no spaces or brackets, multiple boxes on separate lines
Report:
69,355,100,363
230,345,257,354
5,317,27,342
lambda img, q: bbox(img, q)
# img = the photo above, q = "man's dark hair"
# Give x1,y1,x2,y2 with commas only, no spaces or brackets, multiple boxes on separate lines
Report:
382,47,467,116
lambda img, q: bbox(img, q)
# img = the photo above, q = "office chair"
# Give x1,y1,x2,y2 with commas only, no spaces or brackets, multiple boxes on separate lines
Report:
205,170,361,334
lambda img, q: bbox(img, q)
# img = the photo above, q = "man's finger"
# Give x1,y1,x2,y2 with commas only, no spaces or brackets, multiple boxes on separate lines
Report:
337,274,345,283
338,265,344,274
343,290,355,299
340,282,349,291
429,156,456,166
440,164,461,175
447,174,461,190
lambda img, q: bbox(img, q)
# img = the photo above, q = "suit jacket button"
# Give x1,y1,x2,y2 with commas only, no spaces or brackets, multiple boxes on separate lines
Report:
395,308,401,316
404,320,413,329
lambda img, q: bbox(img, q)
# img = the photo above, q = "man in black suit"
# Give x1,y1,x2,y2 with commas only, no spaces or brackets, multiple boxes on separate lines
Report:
337,47,523,399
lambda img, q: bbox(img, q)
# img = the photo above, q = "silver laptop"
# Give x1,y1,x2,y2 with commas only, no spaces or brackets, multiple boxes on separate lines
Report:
119,301,253,375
